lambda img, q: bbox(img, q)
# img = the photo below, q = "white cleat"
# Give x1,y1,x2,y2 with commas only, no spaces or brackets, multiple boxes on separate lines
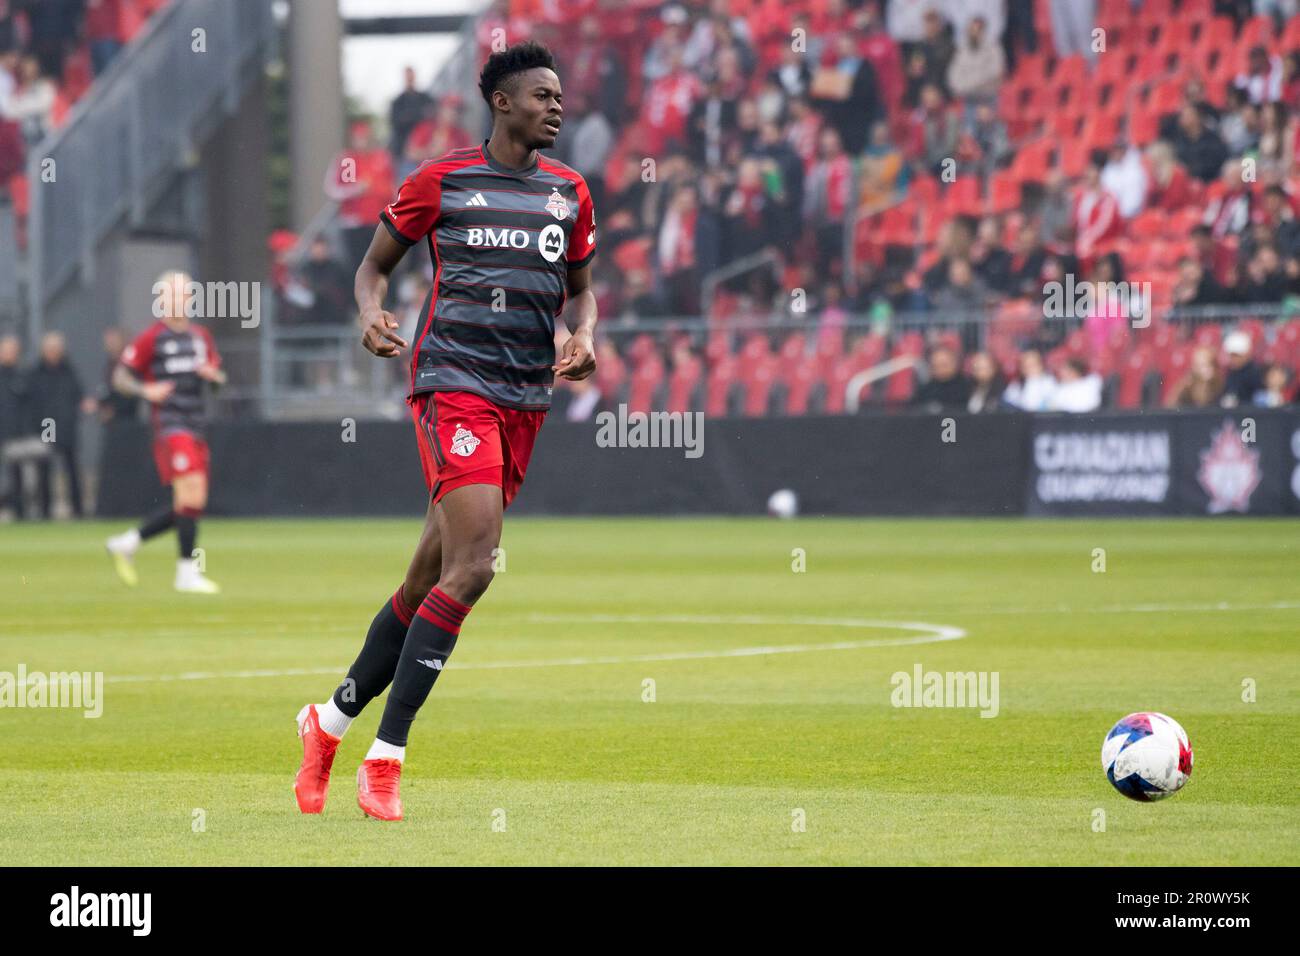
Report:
174,558,220,594
105,531,140,587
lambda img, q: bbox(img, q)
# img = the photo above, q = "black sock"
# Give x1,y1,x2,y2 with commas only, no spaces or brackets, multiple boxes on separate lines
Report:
176,515,197,559
138,508,175,541
376,587,470,747
332,587,417,719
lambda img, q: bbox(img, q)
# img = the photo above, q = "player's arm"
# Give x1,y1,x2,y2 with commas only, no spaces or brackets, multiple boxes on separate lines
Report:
196,326,227,386
356,226,410,358
554,263,597,381
114,333,174,403
360,163,440,358
112,362,173,404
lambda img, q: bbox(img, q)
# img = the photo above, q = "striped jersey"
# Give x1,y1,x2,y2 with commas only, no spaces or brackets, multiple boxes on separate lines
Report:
380,140,597,410
120,320,221,436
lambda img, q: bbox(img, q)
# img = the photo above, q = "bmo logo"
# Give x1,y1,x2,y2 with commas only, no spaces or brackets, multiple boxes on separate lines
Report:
465,224,565,263
466,227,530,250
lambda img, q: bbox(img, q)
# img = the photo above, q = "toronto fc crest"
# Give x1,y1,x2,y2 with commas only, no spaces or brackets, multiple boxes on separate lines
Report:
545,188,570,220
1197,421,1261,513
449,425,481,457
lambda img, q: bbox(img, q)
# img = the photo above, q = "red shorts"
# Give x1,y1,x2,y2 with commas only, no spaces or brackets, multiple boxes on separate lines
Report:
410,390,546,509
153,432,209,484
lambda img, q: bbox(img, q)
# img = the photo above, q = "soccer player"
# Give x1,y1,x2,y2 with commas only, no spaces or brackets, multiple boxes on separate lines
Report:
105,271,225,594
294,41,597,821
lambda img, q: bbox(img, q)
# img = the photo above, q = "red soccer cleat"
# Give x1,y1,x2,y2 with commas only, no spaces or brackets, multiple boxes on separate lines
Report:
356,758,404,821
294,704,340,814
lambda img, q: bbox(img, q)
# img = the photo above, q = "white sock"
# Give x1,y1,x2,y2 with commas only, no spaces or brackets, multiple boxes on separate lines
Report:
111,529,140,551
316,699,352,738
366,739,405,763
176,557,198,578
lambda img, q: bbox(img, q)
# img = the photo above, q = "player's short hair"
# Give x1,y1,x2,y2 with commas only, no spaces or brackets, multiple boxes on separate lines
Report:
477,41,557,112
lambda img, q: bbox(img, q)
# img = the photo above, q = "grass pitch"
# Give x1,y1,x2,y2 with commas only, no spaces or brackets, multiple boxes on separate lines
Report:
1,517,1297,866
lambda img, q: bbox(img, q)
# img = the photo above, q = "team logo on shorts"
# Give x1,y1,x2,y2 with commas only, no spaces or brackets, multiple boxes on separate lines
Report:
449,424,480,457
172,453,190,471
544,188,570,220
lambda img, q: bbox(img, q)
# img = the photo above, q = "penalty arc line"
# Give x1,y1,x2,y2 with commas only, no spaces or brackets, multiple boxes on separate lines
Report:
98,616,967,685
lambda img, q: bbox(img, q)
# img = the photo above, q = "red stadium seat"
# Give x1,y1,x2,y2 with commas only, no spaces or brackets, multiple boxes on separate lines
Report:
782,358,818,416
1130,209,1169,240
1010,138,1053,185
778,332,807,365
1282,17,1300,51
1099,0,1134,25
665,354,702,414
1128,109,1161,146
1080,112,1121,154
988,169,1021,214
705,357,736,418
943,177,982,218
1238,15,1275,49
741,356,778,417
626,354,664,415
1192,322,1223,350
1136,0,1175,24
1116,347,1152,408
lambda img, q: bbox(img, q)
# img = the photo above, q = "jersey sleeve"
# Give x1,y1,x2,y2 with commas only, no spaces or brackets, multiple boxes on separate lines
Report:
567,176,596,270
381,162,442,246
119,325,157,378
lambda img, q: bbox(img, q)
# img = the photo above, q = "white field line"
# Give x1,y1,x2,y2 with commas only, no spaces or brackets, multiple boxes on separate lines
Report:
96,616,966,685
10,599,1299,642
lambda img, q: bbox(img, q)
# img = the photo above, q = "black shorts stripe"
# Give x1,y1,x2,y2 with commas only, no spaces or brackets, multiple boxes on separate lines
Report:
421,392,445,468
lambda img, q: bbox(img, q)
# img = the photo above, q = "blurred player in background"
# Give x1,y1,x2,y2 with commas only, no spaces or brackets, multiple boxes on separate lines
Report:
104,271,226,594
294,41,598,821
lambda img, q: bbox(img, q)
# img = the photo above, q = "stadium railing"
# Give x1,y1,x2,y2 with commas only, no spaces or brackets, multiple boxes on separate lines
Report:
225,301,1298,422
25,0,276,342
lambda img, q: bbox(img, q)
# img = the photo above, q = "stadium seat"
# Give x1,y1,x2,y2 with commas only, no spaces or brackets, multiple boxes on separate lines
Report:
705,357,737,418
1238,15,1275,48
1010,138,1053,186
1099,0,1134,25
1080,113,1120,154
943,177,982,218
1192,322,1223,351
783,359,818,416
627,354,664,415
1116,347,1153,408
665,354,702,414
741,356,778,417
988,170,1021,214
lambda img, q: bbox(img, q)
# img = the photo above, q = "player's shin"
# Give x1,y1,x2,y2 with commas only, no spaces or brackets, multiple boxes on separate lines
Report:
138,507,175,541
323,586,417,736
372,586,471,753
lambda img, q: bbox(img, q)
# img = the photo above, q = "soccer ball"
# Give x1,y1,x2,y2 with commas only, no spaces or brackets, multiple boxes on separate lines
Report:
1101,712,1193,801
766,488,798,518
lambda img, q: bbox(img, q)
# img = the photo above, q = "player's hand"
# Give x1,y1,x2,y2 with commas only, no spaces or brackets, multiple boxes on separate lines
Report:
196,363,225,384
553,330,596,381
360,308,407,358
141,381,175,404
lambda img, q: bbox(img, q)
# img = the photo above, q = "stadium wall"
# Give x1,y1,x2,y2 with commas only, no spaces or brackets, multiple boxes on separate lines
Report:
95,410,1300,518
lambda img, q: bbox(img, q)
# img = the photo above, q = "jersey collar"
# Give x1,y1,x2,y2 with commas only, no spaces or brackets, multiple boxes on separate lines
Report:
480,139,539,178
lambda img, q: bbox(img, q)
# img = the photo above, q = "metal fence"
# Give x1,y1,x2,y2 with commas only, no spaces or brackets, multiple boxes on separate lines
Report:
211,299,1299,422
25,0,275,342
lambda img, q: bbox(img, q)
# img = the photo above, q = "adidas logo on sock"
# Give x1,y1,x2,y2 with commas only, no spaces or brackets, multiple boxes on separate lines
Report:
464,192,488,207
